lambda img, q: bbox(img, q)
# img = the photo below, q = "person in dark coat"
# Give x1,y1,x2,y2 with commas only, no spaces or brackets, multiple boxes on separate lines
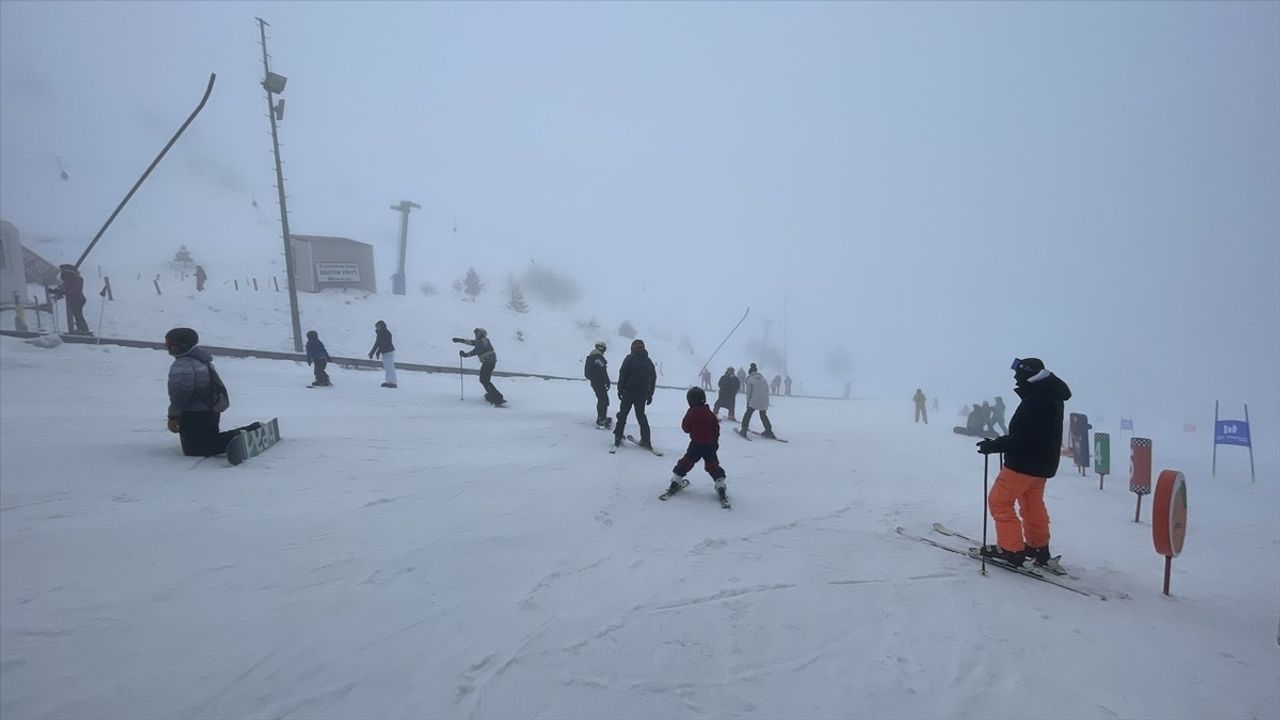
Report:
736,367,748,395
664,386,728,504
368,320,397,387
713,367,739,421
977,357,1072,567
614,338,656,448
784,375,793,396
771,374,782,394
455,327,504,405
305,330,331,387
195,265,207,292
584,341,611,427
992,396,1008,434
164,327,257,456
981,401,994,433
55,264,90,335
913,389,928,423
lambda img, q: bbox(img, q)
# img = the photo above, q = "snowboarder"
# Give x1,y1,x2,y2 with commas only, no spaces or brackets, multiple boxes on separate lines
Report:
164,327,257,457
664,386,728,504
454,327,505,405
195,265,207,292
741,363,776,438
771,374,782,394
584,340,611,427
976,357,1073,567
992,396,1008,434
737,367,748,395
913,389,928,423
305,330,332,387
55,264,90,335
784,375,793,396
713,367,739,421
614,338,656,448
368,320,397,388
953,405,995,438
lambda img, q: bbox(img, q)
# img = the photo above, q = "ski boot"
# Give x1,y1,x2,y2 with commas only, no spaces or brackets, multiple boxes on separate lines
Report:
979,545,1029,567
667,477,686,495
639,438,654,450
761,430,777,440
613,434,623,448
715,478,729,507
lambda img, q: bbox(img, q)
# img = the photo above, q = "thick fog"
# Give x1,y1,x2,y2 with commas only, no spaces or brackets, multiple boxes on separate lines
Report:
2,2,1277,431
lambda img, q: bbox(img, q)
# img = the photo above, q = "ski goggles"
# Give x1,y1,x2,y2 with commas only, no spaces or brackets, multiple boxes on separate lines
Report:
1011,358,1033,372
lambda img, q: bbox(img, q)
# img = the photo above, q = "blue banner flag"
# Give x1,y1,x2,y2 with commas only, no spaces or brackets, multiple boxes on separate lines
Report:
1121,417,1134,431
1215,420,1251,448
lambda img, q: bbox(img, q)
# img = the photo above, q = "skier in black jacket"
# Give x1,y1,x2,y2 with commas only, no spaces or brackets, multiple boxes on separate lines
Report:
454,327,505,406
584,341,611,428
713,367,739,421
976,357,1072,567
614,338,656,448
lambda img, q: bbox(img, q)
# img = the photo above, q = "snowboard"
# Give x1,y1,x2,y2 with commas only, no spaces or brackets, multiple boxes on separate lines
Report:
226,418,281,466
953,426,998,439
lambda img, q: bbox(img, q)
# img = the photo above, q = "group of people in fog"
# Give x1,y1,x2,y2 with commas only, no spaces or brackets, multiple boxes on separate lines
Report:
700,366,792,398
159,319,1069,571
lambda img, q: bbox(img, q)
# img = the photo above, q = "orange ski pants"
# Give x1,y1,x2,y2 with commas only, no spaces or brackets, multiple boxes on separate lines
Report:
988,467,1050,552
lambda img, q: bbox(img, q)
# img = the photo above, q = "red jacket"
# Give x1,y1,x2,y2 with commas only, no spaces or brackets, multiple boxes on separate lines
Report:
61,273,86,303
682,404,720,444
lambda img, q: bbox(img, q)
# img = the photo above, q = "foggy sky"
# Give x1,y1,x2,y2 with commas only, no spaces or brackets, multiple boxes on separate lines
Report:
1,1,1277,430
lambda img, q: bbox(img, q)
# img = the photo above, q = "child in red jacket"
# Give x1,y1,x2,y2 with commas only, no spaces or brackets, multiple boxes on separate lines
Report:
666,387,728,503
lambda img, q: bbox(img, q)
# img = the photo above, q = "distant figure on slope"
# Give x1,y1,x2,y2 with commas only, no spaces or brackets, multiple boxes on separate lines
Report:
614,339,656,449
164,327,257,456
713,366,739,421
699,366,712,391
305,330,332,387
664,386,728,505
584,340,611,428
368,320,397,388
454,327,505,406
981,401,994,433
55,264,90,335
913,388,928,423
737,367,748,395
784,375,793,396
771,374,782,394
741,363,776,439
976,357,1072,568
953,405,997,438
932,396,939,412
992,396,1008,434
195,265,207,292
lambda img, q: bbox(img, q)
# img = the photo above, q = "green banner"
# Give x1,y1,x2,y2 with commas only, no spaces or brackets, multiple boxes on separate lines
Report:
1094,432,1111,475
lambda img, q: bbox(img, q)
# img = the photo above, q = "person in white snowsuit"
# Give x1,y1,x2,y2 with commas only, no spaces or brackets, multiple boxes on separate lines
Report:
741,363,776,438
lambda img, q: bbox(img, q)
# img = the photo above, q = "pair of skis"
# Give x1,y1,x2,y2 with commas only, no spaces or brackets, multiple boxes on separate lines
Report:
897,523,1125,600
734,428,789,442
659,477,730,510
609,434,663,456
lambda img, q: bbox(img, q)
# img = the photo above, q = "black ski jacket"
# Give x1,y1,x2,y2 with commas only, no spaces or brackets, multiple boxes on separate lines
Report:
985,373,1072,479
584,349,610,388
617,349,656,401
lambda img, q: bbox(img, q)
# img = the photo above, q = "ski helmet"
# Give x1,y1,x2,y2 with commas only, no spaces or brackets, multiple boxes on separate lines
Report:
686,386,706,407
594,341,607,352
1012,357,1045,384
474,327,487,338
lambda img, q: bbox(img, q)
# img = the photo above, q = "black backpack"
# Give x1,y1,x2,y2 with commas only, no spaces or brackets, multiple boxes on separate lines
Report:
207,363,231,413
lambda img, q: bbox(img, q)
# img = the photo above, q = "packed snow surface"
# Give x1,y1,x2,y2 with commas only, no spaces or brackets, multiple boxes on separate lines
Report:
1,337,1277,719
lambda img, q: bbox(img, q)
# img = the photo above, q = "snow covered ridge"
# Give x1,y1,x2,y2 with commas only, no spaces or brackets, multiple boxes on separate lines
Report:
2,337,1278,719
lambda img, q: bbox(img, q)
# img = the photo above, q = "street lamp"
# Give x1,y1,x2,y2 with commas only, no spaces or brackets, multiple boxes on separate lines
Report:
256,18,303,353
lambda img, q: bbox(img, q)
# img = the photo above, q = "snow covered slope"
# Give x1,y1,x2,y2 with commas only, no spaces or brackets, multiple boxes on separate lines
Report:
1,337,1277,719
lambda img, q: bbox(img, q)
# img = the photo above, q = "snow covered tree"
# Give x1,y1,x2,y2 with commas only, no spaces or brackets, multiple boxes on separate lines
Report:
507,283,530,313
678,334,694,355
618,320,637,339
463,268,485,302
419,281,439,297
451,278,464,298
174,245,193,265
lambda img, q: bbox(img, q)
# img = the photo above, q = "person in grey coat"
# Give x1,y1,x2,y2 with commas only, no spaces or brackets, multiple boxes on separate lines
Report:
165,327,256,456
741,363,776,438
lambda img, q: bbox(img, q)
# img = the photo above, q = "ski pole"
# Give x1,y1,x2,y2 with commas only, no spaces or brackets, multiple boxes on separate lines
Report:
981,453,989,576
459,355,464,400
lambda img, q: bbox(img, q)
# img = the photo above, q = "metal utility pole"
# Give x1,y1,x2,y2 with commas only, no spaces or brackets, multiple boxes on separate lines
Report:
257,17,303,352
390,200,421,295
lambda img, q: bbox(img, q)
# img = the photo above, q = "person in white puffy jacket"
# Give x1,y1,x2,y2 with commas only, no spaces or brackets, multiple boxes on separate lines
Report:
741,363,776,439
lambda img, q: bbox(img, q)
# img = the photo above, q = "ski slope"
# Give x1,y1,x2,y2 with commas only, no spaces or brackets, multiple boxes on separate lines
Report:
1,336,1277,719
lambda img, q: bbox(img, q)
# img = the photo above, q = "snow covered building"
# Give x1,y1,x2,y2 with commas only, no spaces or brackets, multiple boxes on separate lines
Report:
288,235,377,294
0,220,28,304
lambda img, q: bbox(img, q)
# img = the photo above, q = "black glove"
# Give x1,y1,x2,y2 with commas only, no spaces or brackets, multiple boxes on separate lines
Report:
458,350,466,357
451,337,464,343
976,439,998,455
646,396,653,406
